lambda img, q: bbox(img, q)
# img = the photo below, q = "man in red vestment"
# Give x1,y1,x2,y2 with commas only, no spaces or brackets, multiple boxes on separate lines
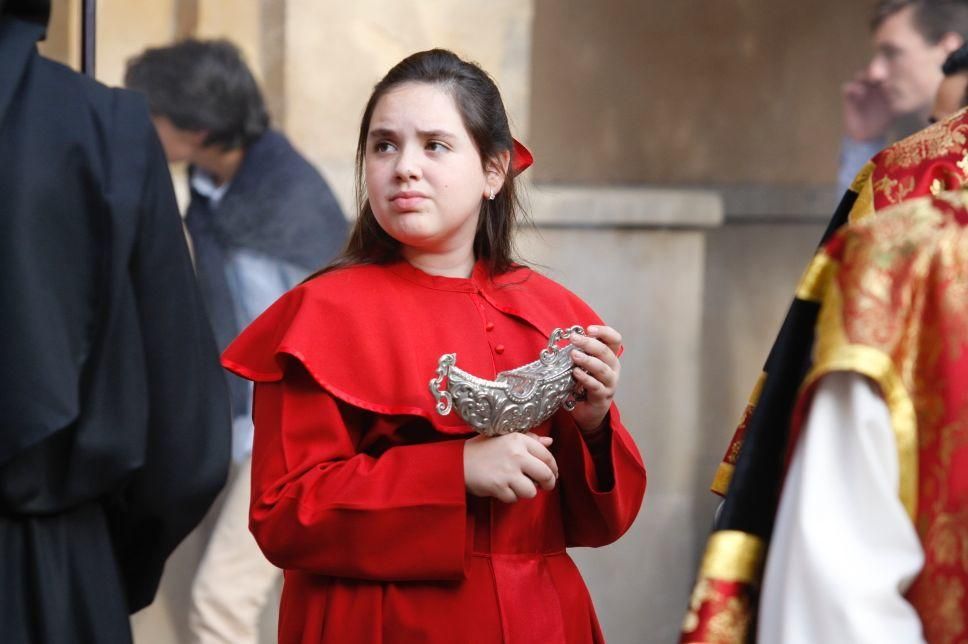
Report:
759,190,968,642
683,107,968,644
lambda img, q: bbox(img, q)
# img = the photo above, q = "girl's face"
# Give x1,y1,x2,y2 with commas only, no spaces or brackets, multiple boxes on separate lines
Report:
365,82,502,263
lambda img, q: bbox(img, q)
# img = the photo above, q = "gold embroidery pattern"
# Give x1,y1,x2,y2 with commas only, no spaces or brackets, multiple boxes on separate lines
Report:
910,574,965,644
934,189,968,210
911,417,968,644
681,578,708,634
880,114,968,170
873,174,916,205
704,596,750,644
681,577,753,644
871,109,968,206
838,197,941,354
680,532,764,643
711,373,767,495
959,151,968,176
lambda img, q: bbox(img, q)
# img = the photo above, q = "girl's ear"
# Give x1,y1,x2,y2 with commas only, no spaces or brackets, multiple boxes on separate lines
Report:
483,149,512,197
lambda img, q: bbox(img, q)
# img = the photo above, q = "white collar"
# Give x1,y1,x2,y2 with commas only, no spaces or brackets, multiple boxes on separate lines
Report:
191,169,231,207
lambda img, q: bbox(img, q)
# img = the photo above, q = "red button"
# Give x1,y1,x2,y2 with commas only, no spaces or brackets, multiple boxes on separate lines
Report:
495,344,505,354
485,322,495,331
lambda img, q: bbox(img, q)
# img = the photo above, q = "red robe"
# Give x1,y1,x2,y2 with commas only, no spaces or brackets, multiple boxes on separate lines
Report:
222,259,647,643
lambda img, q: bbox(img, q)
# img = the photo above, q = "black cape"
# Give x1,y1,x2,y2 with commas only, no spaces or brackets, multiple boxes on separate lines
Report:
0,17,230,643
185,129,348,418
713,187,856,536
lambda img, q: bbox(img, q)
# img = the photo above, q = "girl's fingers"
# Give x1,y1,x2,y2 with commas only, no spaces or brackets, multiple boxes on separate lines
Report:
495,485,518,504
571,333,620,370
526,432,554,448
571,350,616,388
523,434,558,477
586,325,622,354
573,366,610,398
507,475,538,501
521,456,557,490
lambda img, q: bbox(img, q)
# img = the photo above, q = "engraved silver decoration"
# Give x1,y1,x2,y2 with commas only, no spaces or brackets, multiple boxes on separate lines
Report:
428,325,586,436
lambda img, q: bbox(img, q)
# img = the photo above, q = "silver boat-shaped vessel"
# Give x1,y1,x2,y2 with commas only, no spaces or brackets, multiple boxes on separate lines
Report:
428,326,585,436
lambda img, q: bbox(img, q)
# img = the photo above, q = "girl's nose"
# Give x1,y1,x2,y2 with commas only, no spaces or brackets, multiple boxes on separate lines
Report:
394,147,422,181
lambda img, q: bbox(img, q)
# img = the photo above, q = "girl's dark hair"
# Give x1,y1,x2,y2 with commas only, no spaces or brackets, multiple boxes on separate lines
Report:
124,39,268,150
319,48,527,278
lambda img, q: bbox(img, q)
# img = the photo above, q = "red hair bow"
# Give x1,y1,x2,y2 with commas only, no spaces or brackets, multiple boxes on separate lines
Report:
512,138,534,175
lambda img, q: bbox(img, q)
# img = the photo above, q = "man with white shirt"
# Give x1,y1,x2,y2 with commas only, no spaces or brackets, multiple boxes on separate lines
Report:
125,39,348,643
838,0,968,195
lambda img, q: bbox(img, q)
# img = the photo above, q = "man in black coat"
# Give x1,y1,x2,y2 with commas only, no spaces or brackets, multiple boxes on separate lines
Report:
0,4,231,642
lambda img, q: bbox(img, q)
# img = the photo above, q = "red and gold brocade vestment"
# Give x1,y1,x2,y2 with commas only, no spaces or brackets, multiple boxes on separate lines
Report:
791,191,968,642
713,106,968,498
685,191,968,642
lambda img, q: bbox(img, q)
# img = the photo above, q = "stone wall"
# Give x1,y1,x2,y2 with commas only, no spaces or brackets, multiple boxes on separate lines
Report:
523,186,722,643
530,0,870,185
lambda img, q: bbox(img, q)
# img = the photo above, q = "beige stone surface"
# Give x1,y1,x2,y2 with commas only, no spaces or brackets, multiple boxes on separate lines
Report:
517,223,710,643
529,183,723,227
94,0,178,87
530,0,871,185
195,0,264,84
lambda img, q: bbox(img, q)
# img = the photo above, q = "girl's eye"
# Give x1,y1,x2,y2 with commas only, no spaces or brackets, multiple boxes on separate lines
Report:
426,141,448,152
374,141,396,153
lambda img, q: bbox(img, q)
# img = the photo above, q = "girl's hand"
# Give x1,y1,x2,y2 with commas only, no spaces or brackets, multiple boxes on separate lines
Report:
569,325,622,434
463,432,558,503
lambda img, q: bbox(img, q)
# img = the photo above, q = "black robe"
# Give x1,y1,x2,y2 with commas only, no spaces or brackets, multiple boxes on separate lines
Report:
0,17,230,643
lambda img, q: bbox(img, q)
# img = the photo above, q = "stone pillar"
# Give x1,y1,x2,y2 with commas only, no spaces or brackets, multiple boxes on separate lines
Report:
520,186,723,643
94,0,178,86
194,0,262,80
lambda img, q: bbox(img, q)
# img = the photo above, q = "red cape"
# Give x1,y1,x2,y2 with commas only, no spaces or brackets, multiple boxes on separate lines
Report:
222,260,608,435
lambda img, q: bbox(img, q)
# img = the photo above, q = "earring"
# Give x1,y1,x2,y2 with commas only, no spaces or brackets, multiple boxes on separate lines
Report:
488,188,495,201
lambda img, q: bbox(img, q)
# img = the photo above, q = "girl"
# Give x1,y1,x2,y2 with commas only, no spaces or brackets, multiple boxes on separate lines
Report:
222,49,646,643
